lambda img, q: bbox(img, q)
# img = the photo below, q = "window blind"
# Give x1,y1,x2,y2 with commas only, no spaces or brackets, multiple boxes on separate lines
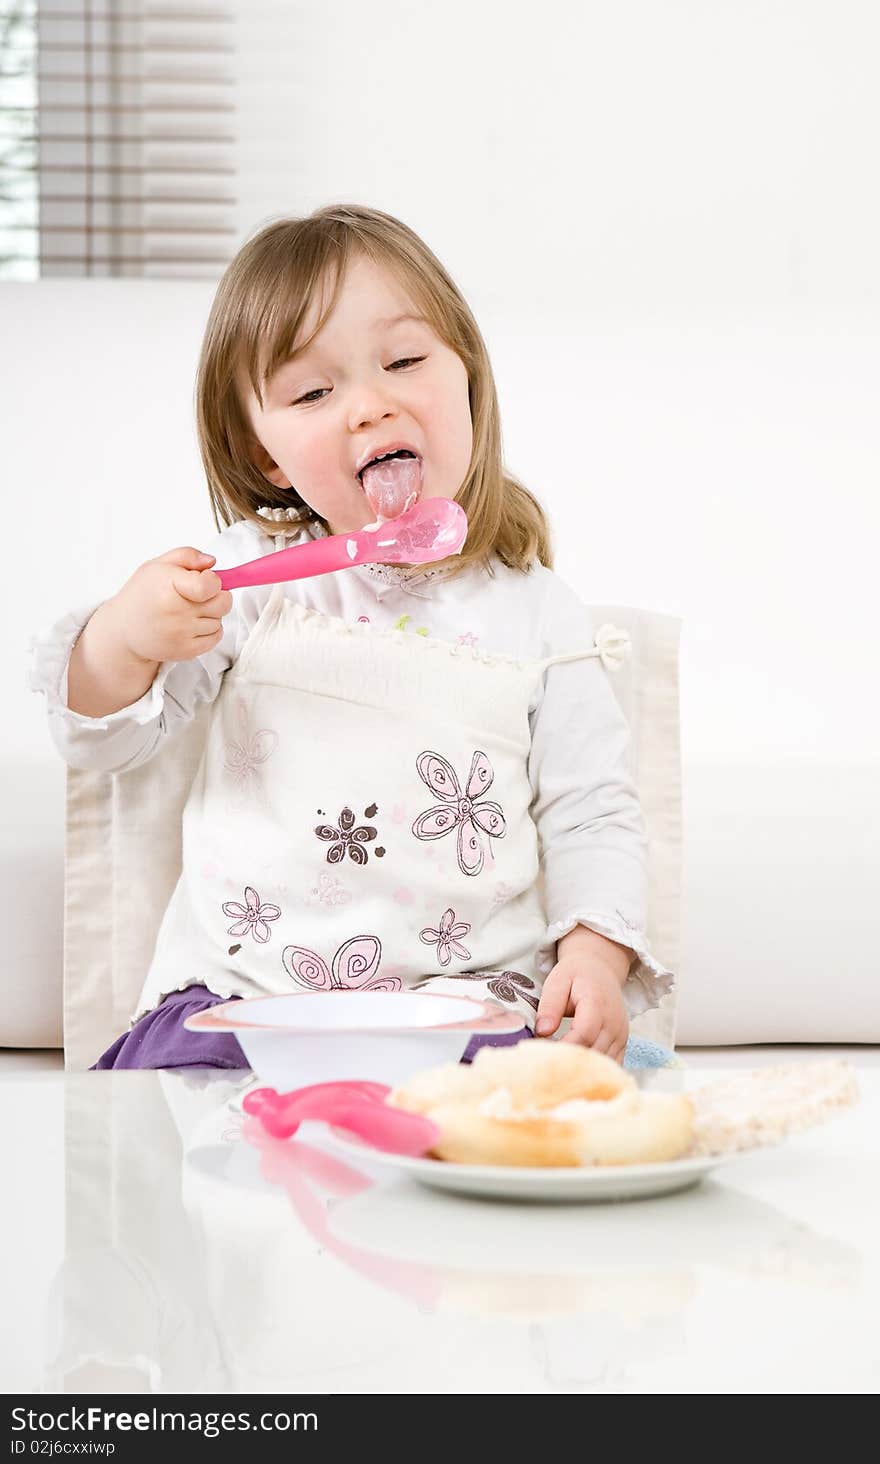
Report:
1,1,39,278
2,0,237,279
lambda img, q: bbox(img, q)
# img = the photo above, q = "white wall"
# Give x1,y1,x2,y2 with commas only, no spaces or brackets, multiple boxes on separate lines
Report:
234,0,879,316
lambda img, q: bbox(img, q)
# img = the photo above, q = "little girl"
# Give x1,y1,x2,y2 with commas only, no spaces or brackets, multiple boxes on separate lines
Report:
30,203,674,1071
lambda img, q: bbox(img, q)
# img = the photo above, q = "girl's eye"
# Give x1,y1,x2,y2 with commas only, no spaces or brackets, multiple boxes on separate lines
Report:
292,357,426,406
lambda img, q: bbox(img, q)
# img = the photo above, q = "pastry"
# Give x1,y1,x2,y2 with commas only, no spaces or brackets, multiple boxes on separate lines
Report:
388,1039,694,1167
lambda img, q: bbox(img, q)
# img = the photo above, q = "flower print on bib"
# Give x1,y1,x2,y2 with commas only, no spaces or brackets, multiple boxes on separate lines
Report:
222,694,278,811
222,885,281,944
314,804,379,866
412,965,540,1012
419,906,472,965
134,587,619,1031
283,934,401,992
412,750,506,875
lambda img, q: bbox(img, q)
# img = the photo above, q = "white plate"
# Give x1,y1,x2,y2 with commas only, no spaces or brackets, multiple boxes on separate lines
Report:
325,1131,730,1203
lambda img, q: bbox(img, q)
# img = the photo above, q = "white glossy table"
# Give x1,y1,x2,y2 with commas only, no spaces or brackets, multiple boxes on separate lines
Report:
2,1062,878,1395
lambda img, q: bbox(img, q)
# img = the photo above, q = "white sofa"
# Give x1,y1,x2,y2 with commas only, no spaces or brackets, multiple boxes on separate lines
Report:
5,282,878,1051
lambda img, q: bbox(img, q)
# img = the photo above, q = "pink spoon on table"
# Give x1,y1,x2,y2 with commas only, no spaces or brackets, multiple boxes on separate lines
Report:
242,1081,441,1158
216,497,467,592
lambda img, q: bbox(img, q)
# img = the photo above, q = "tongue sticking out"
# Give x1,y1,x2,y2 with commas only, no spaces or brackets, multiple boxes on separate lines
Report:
361,455,421,523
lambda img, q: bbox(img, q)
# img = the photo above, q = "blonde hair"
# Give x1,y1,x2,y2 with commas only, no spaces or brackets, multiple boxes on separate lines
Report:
195,203,554,577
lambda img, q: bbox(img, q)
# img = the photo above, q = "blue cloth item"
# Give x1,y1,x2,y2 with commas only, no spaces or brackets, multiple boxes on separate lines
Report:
623,1033,683,1069
467,1030,683,1070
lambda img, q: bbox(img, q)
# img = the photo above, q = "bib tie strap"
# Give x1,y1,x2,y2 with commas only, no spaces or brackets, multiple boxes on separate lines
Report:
540,622,632,673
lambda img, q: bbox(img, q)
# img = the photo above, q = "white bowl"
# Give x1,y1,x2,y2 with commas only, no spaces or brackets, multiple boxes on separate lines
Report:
184,990,522,1090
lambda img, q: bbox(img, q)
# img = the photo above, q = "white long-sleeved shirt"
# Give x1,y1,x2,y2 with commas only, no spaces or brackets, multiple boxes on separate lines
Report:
27,508,674,1016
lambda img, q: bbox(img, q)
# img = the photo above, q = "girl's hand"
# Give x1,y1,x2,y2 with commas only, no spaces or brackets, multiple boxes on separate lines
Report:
535,956,630,1063
108,546,234,666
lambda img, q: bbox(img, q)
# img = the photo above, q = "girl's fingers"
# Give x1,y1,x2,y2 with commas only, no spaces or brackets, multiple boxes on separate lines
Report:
535,968,573,1037
156,546,216,570
562,1024,627,1059
200,589,234,617
563,1006,603,1047
174,567,223,604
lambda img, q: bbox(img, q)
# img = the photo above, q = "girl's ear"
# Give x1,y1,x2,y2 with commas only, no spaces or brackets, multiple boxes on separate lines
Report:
248,437,292,490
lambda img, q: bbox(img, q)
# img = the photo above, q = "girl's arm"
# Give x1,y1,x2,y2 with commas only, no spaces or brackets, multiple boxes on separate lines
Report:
30,596,239,775
65,543,229,717
29,520,273,775
66,599,160,718
528,577,675,1018
557,922,633,980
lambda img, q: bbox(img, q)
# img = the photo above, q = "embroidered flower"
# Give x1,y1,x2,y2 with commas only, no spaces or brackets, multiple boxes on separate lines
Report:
314,805,378,866
393,612,430,636
456,631,479,648
416,968,539,1011
412,750,506,876
282,935,401,992
485,970,540,1011
594,624,631,671
221,886,281,944
223,698,278,798
490,881,516,912
304,871,352,909
419,907,472,966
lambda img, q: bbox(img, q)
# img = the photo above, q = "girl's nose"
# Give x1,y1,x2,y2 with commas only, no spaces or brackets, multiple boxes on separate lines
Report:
347,382,399,430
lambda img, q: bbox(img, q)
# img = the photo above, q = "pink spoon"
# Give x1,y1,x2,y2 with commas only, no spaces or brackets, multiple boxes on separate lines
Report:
242,1082,441,1158
243,1081,389,1137
217,497,467,592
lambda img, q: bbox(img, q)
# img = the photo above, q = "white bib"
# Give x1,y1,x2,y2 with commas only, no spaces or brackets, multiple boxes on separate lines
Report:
135,587,603,1029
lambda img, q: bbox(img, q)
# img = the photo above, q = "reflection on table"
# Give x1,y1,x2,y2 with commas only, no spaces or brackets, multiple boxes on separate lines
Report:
42,1070,864,1394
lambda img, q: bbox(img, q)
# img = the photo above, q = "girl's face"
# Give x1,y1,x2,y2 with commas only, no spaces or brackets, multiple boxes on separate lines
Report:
239,253,473,537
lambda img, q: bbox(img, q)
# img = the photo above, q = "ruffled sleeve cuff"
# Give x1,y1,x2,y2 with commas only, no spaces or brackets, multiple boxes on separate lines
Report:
535,911,675,1020
27,603,174,731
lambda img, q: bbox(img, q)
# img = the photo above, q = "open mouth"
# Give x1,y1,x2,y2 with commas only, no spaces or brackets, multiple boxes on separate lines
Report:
356,448,420,485
356,450,424,520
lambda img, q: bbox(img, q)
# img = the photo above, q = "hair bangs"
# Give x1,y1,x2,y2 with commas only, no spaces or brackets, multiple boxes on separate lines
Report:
242,238,352,408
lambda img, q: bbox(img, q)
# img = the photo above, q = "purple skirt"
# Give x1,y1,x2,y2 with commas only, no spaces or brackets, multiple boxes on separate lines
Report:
91,985,533,1071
